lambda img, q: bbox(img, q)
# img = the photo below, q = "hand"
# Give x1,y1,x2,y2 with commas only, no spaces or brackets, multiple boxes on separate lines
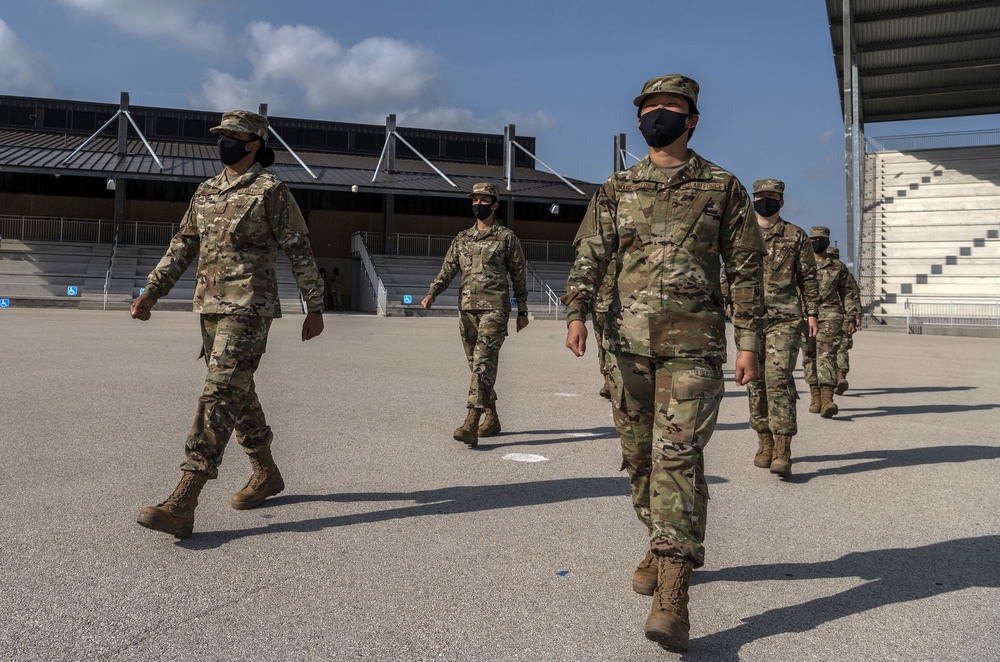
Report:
854,316,862,332
421,295,433,310
848,321,857,335
301,312,324,341
516,314,529,332
130,293,154,321
565,320,587,357
734,350,759,386
808,316,819,338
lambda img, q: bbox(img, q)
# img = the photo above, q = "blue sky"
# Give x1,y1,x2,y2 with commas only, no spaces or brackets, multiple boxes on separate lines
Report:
1,0,998,250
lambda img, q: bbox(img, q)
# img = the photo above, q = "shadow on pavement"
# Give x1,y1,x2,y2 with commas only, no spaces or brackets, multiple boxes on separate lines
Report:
483,426,618,449
833,402,999,421
683,535,1000,661
842,385,977,396
180,475,630,550
782,445,1000,483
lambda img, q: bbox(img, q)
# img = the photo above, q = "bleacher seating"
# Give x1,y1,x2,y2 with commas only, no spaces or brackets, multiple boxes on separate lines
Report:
0,238,306,312
863,146,1000,321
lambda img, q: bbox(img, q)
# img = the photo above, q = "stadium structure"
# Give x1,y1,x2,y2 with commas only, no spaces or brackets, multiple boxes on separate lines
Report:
829,0,1000,336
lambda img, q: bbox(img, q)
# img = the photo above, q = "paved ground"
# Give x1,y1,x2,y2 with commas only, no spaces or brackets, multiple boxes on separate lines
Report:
1,309,998,661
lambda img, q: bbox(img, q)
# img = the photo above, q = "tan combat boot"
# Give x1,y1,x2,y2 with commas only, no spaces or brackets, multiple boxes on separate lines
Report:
644,554,693,652
632,548,657,596
231,448,285,510
754,431,774,469
808,385,822,414
453,408,483,447
835,370,849,395
137,471,209,538
599,377,611,400
478,406,501,437
770,434,792,477
820,386,839,418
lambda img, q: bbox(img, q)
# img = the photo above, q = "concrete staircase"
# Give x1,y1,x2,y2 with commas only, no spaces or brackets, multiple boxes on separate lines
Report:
865,146,1000,320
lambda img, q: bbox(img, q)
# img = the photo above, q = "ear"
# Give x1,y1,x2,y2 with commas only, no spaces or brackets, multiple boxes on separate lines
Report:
779,198,785,208
687,115,699,129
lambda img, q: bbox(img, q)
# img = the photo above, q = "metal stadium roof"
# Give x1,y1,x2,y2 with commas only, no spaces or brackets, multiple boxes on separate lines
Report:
828,0,1000,123
0,129,596,203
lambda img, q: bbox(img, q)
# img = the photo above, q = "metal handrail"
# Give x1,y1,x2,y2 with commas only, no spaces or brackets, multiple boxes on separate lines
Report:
867,128,1000,153
351,232,387,315
905,297,1000,333
102,222,121,310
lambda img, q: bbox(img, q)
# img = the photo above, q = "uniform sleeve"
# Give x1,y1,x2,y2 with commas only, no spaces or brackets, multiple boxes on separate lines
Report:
428,238,460,299
562,184,616,325
269,184,325,313
844,269,862,317
719,179,765,353
797,234,820,317
144,196,200,301
506,233,529,313
836,266,854,316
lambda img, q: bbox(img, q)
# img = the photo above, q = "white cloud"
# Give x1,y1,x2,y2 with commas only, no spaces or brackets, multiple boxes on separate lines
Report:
58,0,224,51
191,22,553,136
0,19,52,95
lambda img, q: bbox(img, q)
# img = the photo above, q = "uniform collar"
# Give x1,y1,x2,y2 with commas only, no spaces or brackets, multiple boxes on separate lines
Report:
210,163,263,193
761,217,785,239
465,222,500,239
630,150,712,187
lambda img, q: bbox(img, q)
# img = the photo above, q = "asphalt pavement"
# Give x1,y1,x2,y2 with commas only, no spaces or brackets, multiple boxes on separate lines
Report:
1,309,998,661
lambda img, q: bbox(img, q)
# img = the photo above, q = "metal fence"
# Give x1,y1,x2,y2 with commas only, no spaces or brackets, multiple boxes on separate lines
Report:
0,216,178,246
905,298,1000,333
350,232,387,315
867,128,1000,153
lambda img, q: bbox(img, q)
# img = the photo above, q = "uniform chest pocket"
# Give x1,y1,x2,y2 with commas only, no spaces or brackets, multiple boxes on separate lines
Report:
769,238,795,266
617,190,654,252
226,197,268,244
669,193,713,247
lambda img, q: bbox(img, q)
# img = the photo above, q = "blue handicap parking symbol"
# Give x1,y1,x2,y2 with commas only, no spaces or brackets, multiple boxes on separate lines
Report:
67,286,78,296
402,294,413,305
139,287,144,295
510,297,517,306
0,299,9,308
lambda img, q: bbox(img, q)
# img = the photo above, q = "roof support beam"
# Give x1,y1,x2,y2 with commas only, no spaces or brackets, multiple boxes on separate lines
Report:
830,0,1000,25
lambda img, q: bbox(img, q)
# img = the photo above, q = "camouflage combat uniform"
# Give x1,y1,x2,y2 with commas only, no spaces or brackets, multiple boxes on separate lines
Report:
828,247,861,376
591,261,617,391
563,152,764,567
427,219,528,409
740,180,818,438
802,234,855,389
144,160,325,479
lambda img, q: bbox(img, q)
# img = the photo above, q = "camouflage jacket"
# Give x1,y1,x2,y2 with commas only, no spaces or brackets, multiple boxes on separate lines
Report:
759,218,818,322
837,258,862,325
427,222,529,312
144,164,325,317
594,259,617,314
814,256,857,321
563,153,765,360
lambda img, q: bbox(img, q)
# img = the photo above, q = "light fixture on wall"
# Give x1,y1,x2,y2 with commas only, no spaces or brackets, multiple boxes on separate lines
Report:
106,177,117,191
549,203,559,215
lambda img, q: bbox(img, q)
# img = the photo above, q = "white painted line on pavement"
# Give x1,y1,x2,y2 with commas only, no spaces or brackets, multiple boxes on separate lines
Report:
503,453,550,463
554,393,580,397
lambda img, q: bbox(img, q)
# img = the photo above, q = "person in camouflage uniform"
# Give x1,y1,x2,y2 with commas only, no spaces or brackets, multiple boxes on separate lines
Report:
563,75,764,653
422,182,529,448
739,179,818,477
130,110,326,538
802,227,857,418
827,246,862,394
592,262,617,399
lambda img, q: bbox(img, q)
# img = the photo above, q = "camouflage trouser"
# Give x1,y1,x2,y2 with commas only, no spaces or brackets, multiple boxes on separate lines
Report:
739,319,802,436
837,323,854,374
592,309,611,376
459,309,509,409
607,352,724,568
181,314,273,479
802,318,843,387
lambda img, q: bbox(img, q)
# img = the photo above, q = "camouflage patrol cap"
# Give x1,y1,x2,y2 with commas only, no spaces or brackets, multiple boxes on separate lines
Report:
467,182,500,202
753,178,785,195
827,246,840,258
810,226,831,239
210,110,269,142
633,74,700,113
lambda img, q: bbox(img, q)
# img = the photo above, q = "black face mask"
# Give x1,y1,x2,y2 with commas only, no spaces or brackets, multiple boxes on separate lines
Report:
812,238,830,253
638,108,690,148
472,203,494,221
753,198,781,218
217,135,252,166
